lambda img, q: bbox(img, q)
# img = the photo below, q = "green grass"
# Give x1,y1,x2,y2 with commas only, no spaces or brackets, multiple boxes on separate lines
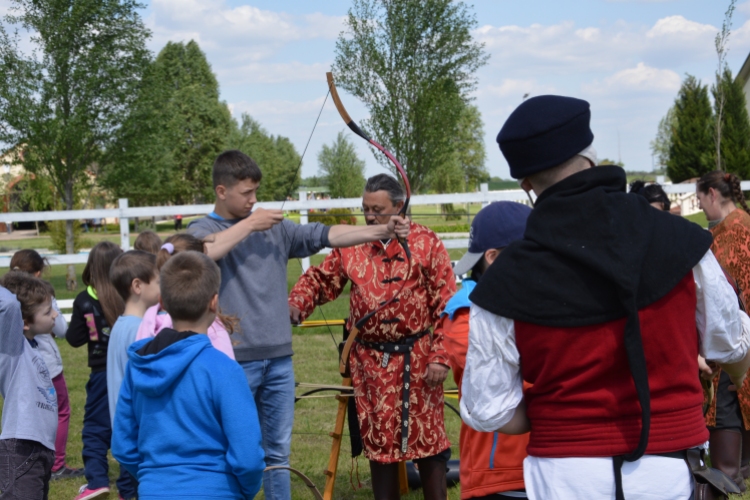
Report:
686,211,709,228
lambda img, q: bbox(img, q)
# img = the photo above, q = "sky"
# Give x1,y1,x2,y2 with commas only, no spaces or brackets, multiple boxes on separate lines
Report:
9,0,750,182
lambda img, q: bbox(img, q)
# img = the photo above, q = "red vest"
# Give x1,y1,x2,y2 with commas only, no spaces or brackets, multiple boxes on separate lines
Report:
515,272,708,457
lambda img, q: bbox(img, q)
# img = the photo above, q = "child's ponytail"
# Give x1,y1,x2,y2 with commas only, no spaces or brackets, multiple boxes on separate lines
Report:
83,241,124,327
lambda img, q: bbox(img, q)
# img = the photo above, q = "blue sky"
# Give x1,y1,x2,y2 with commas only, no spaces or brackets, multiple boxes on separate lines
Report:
24,0,750,182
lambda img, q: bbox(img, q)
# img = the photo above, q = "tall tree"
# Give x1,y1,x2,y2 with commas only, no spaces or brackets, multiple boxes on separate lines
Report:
650,107,676,172
0,0,151,289
428,104,487,193
712,68,750,178
452,104,488,190
713,0,737,170
225,114,301,201
333,0,488,193
667,75,714,183
317,132,366,198
103,40,232,205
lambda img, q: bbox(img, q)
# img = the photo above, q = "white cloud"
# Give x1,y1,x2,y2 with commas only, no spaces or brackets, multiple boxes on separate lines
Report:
646,15,715,38
584,63,681,95
218,61,331,85
151,0,344,45
479,79,556,99
473,15,721,76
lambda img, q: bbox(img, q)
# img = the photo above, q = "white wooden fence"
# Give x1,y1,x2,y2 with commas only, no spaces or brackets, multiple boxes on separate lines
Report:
0,183,513,268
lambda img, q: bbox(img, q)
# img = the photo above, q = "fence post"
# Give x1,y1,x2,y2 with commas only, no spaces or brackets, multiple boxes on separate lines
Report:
298,189,310,273
119,198,130,251
480,183,489,208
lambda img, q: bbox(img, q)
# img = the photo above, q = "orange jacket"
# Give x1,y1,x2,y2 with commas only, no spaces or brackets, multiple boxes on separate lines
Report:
441,308,529,499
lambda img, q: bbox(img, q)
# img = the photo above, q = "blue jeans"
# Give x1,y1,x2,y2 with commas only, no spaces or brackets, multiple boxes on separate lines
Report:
240,356,295,500
81,371,137,497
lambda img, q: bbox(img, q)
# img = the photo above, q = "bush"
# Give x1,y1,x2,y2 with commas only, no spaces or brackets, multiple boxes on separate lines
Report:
429,224,470,233
445,208,468,221
308,208,357,226
47,220,83,253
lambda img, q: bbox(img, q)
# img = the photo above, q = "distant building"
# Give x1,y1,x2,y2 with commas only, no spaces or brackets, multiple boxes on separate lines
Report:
735,51,750,118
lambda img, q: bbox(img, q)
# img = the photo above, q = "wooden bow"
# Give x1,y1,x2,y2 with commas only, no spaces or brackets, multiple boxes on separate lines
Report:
325,72,412,377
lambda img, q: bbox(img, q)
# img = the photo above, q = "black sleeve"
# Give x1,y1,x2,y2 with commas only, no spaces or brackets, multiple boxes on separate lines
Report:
65,296,89,348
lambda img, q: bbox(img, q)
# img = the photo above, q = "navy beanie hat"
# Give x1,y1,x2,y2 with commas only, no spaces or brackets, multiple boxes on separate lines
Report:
497,95,594,179
452,201,532,277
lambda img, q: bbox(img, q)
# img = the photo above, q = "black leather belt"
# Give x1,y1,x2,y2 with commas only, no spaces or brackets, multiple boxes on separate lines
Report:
356,330,430,454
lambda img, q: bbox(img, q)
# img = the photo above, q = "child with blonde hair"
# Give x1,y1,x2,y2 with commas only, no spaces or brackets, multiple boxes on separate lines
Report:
135,233,235,359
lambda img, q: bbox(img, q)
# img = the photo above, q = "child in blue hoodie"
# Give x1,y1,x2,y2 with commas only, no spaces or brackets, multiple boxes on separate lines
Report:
112,251,265,499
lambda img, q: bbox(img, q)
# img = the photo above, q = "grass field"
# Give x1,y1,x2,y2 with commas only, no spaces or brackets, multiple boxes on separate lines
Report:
0,251,467,500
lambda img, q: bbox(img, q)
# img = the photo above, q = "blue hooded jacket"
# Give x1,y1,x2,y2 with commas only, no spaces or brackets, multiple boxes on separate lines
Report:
112,332,265,499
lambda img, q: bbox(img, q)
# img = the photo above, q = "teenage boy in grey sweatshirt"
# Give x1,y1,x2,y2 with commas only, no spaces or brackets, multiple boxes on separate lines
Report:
189,150,409,500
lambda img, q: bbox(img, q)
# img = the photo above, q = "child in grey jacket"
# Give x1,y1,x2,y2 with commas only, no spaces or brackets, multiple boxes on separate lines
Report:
0,272,59,499
9,249,83,479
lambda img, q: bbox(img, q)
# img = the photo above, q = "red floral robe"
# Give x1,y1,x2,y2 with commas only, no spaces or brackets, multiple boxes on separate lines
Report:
705,209,750,428
289,222,456,462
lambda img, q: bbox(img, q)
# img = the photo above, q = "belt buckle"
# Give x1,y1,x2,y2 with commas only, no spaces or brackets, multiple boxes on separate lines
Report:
381,352,390,368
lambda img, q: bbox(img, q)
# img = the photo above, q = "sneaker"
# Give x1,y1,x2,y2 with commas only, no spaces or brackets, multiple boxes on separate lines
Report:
50,465,85,481
74,485,110,500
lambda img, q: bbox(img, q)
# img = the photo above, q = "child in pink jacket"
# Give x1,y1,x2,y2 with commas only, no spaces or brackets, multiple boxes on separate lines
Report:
136,234,236,359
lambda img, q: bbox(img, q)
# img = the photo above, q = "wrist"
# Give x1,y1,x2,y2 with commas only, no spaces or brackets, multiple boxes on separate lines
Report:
243,216,256,233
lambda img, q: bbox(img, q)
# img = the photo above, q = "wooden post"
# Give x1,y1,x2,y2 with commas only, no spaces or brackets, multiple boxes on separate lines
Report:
398,461,409,495
119,198,130,250
323,377,352,500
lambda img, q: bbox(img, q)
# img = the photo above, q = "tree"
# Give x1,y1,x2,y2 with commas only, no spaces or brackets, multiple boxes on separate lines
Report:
333,0,488,193
103,40,232,205
452,104,489,190
599,158,625,167
714,0,737,170
317,132,366,198
225,114,301,201
0,0,151,289
667,75,715,183
650,107,676,172
712,68,750,178
301,175,327,188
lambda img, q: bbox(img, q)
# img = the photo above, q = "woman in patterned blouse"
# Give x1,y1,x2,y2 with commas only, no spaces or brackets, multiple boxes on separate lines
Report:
697,170,750,492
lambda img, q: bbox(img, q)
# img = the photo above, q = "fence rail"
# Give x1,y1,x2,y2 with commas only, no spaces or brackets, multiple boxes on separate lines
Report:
0,180,732,270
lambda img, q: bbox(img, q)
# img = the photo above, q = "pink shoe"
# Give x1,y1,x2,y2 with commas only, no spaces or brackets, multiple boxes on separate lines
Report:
74,484,110,500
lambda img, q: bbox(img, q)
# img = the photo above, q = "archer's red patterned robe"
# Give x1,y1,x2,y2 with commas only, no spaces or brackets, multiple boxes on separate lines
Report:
289,222,456,462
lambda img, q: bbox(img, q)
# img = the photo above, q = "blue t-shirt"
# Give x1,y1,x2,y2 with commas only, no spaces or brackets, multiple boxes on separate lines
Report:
107,315,143,425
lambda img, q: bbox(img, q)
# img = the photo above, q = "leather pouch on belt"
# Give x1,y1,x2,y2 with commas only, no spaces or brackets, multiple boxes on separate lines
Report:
688,448,741,499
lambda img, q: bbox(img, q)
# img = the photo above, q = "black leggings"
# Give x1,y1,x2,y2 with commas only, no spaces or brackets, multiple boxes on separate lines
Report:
711,370,744,431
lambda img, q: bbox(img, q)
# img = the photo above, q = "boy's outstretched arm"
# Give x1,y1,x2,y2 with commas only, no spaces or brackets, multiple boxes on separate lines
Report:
327,215,409,248
218,361,265,498
0,288,24,394
202,208,284,260
111,369,141,479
